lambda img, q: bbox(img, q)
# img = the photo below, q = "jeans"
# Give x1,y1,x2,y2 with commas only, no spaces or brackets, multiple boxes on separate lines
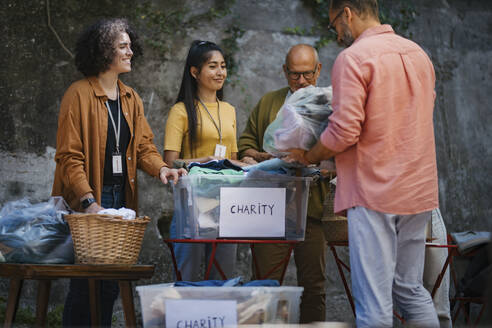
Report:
62,184,124,327
170,213,237,281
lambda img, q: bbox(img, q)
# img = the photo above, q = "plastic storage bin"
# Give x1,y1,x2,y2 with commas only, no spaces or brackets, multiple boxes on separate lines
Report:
136,284,303,327
172,174,311,240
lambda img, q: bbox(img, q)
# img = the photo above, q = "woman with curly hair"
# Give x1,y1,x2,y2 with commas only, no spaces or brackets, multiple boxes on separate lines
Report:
52,18,186,326
163,40,242,281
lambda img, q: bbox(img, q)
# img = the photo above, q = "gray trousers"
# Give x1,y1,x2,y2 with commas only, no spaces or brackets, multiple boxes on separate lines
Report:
347,206,439,328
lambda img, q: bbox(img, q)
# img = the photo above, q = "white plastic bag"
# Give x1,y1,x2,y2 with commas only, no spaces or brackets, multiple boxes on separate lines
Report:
263,85,333,157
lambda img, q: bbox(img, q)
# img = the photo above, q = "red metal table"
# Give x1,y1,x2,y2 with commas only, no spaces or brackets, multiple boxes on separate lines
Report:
164,239,299,284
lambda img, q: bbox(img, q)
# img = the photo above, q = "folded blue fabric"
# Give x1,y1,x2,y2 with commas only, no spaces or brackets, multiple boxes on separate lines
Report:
188,159,243,172
174,276,242,287
243,158,319,177
243,279,280,287
173,276,280,287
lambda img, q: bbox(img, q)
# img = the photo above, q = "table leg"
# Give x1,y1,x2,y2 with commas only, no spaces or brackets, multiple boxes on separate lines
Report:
35,280,51,327
329,245,355,316
165,241,182,281
4,278,23,328
250,244,262,279
278,244,295,285
119,281,136,328
212,257,227,280
204,242,218,280
430,247,454,298
88,279,101,327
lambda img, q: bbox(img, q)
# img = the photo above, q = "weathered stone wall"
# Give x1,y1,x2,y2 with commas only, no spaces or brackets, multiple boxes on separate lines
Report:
1,0,491,325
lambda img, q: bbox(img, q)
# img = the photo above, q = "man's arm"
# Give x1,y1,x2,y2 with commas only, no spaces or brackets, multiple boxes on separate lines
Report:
238,100,273,163
283,140,338,166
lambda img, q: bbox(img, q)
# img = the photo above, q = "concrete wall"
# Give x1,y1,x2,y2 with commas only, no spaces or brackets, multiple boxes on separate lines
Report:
1,0,491,325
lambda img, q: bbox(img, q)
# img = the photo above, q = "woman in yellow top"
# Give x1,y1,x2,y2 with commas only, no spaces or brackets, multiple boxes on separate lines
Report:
164,40,238,281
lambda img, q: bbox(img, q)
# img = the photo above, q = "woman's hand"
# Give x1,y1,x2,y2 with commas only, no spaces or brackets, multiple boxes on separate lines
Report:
85,202,104,214
159,166,187,184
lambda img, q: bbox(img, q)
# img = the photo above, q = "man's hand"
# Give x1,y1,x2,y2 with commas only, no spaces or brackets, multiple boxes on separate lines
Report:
242,149,273,163
160,166,187,184
255,151,273,162
282,148,311,166
241,156,258,165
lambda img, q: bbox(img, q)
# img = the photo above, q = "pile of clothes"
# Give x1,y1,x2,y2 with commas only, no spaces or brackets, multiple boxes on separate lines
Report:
172,159,314,240
0,196,74,263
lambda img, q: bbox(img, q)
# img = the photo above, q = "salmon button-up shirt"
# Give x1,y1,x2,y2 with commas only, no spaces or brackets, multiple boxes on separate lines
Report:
320,25,438,215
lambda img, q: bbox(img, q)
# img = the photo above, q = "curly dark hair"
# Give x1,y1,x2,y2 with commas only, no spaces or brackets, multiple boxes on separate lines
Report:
75,18,143,77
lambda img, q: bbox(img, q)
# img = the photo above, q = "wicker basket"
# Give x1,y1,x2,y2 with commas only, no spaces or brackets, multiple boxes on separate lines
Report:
64,213,150,264
321,175,348,243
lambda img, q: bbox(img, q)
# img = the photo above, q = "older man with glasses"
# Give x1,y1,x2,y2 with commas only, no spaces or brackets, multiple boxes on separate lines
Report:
238,44,331,323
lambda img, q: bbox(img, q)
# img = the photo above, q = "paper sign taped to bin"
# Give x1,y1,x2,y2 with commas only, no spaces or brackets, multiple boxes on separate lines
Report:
219,187,286,238
165,299,237,327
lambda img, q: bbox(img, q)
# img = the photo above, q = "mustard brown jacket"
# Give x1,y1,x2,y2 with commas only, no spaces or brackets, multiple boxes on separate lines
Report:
52,76,167,213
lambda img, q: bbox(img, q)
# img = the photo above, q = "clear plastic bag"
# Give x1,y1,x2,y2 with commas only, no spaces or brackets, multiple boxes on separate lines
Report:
263,85,333,157
0,196,74,263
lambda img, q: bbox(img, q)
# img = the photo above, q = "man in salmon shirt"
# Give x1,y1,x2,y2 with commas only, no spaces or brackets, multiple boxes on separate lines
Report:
284,0,439,326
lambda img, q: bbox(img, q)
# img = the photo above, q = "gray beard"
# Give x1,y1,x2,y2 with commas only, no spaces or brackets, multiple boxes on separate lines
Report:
338,23,355,48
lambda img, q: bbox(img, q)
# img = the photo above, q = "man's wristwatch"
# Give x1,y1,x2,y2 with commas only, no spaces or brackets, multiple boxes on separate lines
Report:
81,197,97,209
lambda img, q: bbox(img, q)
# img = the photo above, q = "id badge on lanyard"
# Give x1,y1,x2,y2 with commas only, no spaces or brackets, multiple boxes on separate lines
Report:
112,152,123,176
214,144,227,158
106,90,124,177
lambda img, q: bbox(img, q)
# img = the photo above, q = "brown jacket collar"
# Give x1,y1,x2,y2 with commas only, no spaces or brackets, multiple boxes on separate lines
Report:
87,76,132,99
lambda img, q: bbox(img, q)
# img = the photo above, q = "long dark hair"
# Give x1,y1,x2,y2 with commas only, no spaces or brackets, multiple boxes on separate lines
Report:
75,18,142,77
176,40,225,154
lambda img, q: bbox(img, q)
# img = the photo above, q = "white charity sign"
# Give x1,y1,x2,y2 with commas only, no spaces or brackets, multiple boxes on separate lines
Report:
219,187,286,238
165,299,237,328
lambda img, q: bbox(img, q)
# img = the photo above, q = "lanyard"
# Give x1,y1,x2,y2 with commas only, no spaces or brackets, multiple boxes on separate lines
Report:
199,99,222,143
104,87,121,153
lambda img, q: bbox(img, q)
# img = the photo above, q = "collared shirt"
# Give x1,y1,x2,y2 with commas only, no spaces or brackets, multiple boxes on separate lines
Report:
164,100,238,159
52,76,167,212
320,25,438,214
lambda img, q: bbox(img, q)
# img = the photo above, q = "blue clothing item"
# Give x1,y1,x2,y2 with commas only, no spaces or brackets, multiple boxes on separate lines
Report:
243,158,319,177
243,279,280,287
62,279,119,328
188,167,244,176
62,184,124,328
0,197,73,264
451,231,491,253
173,276,280,287
188,159,243,172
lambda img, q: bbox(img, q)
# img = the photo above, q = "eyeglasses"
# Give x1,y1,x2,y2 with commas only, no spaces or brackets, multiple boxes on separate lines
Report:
327,9,344,36
286,65,318,81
